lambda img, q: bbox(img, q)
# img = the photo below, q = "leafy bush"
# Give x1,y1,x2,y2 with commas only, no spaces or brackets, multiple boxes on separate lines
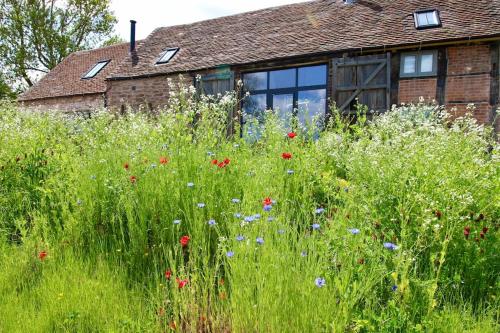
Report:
0,90,498,332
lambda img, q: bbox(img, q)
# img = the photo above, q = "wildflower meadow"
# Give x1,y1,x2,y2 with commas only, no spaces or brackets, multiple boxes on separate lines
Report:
0,85,498,332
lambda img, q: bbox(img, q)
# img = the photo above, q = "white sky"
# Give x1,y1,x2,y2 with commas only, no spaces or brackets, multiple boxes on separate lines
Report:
110,0,310,40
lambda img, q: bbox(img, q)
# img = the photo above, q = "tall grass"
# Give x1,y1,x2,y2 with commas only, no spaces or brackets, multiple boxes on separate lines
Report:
0,87,498,332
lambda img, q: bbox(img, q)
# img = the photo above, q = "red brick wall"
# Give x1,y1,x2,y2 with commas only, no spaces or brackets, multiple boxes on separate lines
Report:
106,74,194,111
20,94,104,112
398,78,437,104
445,45,493,124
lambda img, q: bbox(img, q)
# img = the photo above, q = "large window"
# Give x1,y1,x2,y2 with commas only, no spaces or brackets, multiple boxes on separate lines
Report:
242,64,328,131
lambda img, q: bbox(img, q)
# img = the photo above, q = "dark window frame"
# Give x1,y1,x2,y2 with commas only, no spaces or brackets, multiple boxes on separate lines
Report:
241,64,329,127
400,50,438,78
413,9,441,30
156,47,179,65
81,60,110,79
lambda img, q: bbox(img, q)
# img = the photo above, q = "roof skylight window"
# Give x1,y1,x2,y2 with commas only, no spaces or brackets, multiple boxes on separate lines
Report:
414,10,441,29
82,60,109,79
156,48,179,64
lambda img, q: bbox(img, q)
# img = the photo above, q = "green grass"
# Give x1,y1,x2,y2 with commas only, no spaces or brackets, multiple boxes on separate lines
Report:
0,91,498,332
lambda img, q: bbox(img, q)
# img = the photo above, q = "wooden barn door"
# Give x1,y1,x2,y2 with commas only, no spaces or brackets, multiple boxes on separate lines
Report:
198,71,234,96
332,53,391,113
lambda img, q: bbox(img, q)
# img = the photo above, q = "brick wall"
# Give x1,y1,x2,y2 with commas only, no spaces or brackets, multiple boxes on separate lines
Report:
20,94,104,112
445,44,493,124
398,78,437,104
106,74,193,111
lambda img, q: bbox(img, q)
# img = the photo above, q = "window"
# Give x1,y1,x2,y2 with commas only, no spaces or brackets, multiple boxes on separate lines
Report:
82,60,109,79
242,64,327,131
400,51,437,77
414,10,441,29
156,47,179,64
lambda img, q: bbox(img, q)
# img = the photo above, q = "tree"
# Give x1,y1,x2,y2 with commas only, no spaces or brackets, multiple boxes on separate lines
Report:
0,74,16,100
0,0,117,89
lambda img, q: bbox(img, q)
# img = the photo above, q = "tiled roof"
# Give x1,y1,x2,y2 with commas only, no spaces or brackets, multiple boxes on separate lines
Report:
109,0,500,80
19,42,130,101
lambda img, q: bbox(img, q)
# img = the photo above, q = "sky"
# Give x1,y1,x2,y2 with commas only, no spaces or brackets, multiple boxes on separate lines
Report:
110,0,309,40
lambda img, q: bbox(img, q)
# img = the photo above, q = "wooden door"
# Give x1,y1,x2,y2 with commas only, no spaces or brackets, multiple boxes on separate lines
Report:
332,53,391,113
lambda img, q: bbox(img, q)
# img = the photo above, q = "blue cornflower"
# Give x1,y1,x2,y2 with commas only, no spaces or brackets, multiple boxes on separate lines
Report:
207,151,215,156
312,223,321,230
315,208,325,215
244,216,255,223
256,237,264,245
348,228,360,235
208,219,216,226
173,219,181,225
197,203,206,208
234,213,242,218
226,251,234,258
383,242,399,251
236,235,245,242
301,251,308,257
278,229,285,234
315,277,326,288
287,169,294,175
267,217,275,222
187,182,194,188
391,285,398,292
253,214,261,219
76,199,83,206
232,198,241,203
263,205,272,212
150,163,157,169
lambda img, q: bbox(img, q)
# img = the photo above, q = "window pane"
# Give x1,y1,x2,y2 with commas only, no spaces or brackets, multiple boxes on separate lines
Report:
270,68,296,89
403,55,416,74
273,94,294,130
242,94,267,121
243,72,267,91
83,62,108,78
298,65,327,87
420,54,434,73
157,49,177,64
417,13,429,26
426,11,438,25
297,89,326,126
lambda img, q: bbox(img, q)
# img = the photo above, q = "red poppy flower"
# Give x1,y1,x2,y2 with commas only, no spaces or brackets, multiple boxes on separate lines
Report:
180,235,190,247
223,158,230,166
123,162,129,170
282,152,292,160
434,210,442,219
218,162,225,168
165,269,172,280
263,197,272,206
287,132,297,139
176,278,188,289
159,156,169,165
130,175,137,184
38,251,47,261
464,226,471,239
480,232,485,239
482,227,489,234
211,159,218,165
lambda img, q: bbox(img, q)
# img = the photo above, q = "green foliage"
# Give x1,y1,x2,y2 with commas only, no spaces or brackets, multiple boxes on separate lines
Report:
0,90,498,332
0,0,117,88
